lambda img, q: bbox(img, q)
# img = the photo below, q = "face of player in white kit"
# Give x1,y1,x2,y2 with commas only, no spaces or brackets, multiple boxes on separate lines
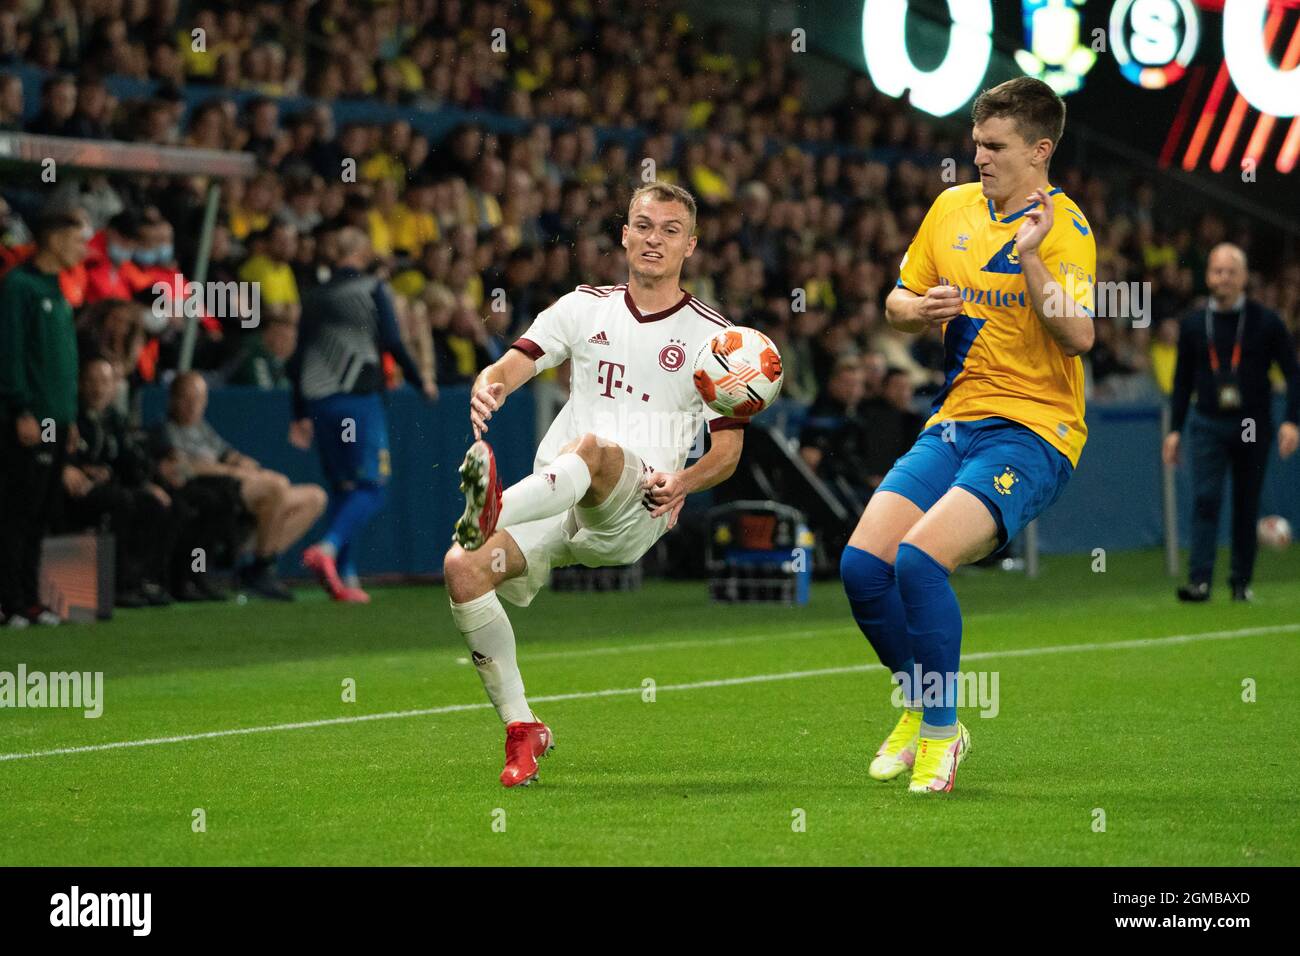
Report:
621,195,697,286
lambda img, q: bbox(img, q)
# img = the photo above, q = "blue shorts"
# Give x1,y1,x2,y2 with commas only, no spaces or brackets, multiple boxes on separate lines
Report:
876,417,1073,553
308,393,391,489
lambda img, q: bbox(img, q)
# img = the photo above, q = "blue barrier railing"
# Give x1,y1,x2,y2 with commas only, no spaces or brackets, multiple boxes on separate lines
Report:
140,386,1300,575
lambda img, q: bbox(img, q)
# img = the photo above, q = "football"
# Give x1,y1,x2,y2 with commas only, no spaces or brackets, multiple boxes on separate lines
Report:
1257,514,1293,551
692,326,784,418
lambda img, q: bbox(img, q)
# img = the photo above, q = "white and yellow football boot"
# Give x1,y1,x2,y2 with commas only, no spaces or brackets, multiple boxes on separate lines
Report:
868,708,922,781
908,722,971,794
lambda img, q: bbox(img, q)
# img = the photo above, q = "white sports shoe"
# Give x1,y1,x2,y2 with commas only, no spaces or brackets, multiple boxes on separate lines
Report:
868,708,922,781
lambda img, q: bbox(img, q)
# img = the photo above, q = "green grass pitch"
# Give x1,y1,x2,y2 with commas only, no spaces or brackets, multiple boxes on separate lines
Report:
1,546,1297,866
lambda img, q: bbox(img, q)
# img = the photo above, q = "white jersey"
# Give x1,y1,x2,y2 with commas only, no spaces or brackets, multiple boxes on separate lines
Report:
513,283,746,473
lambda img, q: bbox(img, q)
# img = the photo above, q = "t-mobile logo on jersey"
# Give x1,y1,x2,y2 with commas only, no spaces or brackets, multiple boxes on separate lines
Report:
596,360,626,398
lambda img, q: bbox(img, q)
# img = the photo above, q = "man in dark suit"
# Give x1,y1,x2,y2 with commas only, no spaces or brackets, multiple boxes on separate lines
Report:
1163,243,1300,602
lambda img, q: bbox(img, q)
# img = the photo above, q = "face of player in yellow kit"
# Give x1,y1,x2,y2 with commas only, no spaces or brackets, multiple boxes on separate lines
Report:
972,115,1053,212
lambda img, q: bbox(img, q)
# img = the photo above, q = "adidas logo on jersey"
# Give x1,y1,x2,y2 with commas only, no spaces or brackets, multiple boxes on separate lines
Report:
471,651,494,666
588,330,610,345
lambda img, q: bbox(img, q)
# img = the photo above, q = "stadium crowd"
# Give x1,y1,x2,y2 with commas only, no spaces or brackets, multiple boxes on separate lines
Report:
2,0,1299,621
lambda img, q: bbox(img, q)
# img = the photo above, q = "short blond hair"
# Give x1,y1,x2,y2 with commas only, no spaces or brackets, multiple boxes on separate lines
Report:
628,181,697,232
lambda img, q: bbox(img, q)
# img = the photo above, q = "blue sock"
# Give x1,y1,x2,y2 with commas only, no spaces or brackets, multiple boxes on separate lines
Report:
840,546,915,691
321,492,342,537
322,484,387,553
336,541,357,583
895,542,962,728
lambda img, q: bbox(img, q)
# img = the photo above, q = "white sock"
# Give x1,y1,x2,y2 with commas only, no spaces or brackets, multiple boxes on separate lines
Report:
449,590,533,725
497,451,592,528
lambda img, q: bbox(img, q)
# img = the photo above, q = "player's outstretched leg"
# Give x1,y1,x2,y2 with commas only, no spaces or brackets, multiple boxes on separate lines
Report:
448,434,627,786
445,531,555,787
841,491,925,781
453,434,627,551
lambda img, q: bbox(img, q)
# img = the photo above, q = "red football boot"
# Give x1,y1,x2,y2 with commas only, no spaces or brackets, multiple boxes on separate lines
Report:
334,585,371,604
500,719,555,788
453,440,503,550
302,544,345,599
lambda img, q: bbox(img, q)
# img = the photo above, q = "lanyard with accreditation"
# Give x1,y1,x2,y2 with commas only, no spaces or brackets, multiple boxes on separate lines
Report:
1205,303,1246,410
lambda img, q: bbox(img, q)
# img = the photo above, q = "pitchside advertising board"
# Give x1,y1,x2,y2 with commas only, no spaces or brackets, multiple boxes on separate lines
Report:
815,0,1300,197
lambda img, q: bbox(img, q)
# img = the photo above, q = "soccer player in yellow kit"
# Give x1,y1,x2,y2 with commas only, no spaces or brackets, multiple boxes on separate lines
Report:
839,77,1097,793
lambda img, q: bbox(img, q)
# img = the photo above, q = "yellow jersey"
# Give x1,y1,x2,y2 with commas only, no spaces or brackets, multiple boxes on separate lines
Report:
897,182,1096,466
238,255,299,307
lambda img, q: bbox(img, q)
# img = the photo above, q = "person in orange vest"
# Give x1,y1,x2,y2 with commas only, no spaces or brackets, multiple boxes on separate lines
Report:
83,211,149,304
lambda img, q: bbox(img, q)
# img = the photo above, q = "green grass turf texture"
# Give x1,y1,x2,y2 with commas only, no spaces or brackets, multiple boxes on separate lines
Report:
1,546,1297,866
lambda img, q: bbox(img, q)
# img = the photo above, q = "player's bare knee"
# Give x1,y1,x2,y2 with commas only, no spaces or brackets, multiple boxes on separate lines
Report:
444,545,491,601
856,537,902,566
595,439,627,482
848,520,905,564
569,432,603,469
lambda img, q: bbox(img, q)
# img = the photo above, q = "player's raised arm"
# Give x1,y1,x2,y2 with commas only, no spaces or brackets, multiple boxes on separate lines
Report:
1016,189,1095,357
469,348,538,439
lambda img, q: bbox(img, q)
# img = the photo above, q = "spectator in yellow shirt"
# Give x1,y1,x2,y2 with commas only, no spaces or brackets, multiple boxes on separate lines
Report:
390,178,440,257
1149,317,1179,395
366,179,403,259
467,158,505,233
361,121,413,184
227,172,280,241
238,221,300,321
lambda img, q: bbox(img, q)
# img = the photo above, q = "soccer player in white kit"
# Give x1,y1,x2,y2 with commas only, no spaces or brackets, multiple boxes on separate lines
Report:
444,183,747,787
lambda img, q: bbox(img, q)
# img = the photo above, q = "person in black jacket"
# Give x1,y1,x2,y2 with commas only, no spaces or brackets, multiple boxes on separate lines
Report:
62,358,175,607
1162,243,1300,602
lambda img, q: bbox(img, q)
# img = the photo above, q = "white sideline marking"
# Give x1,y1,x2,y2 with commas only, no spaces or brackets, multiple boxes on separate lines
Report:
1,622,1295,763
461,599,1150,664
513,627,846,661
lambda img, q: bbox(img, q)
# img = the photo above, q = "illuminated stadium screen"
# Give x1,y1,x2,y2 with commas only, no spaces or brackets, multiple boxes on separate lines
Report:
803,0,1300,198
